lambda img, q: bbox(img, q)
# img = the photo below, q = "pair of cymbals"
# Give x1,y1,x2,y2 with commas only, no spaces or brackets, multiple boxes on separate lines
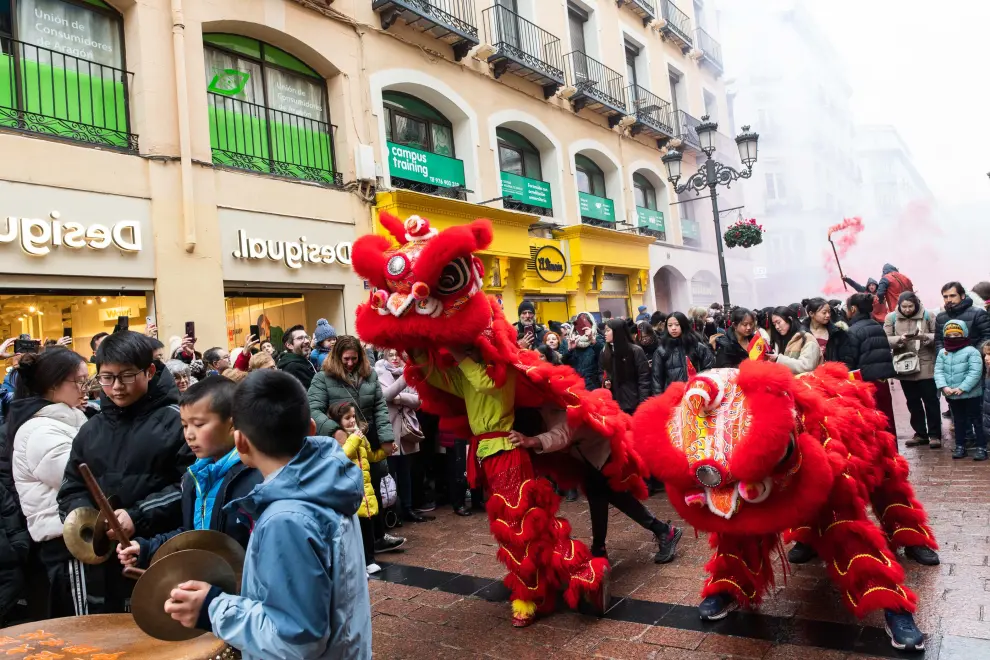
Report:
131,549,238,641
63,507,112,564
131,530,245,641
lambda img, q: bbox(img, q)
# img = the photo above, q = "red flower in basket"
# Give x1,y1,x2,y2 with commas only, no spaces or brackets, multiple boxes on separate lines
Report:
724,218,765,249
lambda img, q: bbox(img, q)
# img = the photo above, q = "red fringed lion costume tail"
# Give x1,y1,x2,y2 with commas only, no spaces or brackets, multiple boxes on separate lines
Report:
632,361,937,617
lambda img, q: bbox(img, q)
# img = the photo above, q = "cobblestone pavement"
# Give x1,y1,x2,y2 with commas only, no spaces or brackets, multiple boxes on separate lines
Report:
370,382,990,659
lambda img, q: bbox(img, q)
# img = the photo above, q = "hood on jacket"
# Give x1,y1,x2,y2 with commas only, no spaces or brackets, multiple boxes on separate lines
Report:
867,278,879,288
98,367,179,420
4,396,52,446
946,296,975,316
276,351,311,369
882,264,898,275
234,436,363,520
573,312,596,337
943,319,970,338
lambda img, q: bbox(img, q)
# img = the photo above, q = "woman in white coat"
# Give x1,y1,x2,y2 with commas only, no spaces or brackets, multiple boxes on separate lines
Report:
8,349,90,617
768,305,823,374
375,349,426,523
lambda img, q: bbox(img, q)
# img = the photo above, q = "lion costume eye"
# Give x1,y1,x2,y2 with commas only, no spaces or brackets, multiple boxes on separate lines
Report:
437,257,471,295
386,254,408,278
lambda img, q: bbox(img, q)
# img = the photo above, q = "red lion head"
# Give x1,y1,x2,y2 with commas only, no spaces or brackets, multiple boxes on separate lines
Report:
632,361,836,536
352,213,495,349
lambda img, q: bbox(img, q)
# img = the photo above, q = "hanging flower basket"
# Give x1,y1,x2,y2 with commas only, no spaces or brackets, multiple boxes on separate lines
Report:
724,218,765,249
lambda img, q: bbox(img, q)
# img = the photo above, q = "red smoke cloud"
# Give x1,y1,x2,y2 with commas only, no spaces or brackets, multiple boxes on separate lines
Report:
823,217,865,294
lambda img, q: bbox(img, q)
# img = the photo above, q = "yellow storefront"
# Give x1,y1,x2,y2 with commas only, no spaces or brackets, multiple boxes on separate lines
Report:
374,191,653,325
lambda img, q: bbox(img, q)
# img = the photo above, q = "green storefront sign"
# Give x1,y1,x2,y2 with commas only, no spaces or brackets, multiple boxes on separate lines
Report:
500,171,552,209
579,192,615,222
682,219,700,240
636,207,665,232
387,141,466,188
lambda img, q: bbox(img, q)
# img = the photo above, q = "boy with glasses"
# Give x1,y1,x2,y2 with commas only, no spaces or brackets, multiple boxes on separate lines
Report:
58,331,193,613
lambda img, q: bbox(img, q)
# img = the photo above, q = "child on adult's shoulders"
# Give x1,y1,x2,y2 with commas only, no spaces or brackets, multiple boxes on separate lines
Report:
117,376,261,569
163,370,371,660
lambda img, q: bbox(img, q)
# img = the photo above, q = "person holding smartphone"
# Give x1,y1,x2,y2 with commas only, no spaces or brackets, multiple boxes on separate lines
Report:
514,301,546,350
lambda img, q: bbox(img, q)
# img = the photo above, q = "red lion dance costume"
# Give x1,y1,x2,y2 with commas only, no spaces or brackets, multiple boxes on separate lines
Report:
633,361,937,652
352,214,648,627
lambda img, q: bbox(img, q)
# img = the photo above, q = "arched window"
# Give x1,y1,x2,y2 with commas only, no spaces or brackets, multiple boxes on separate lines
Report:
497,126,551,217
633,173,656,210
575,154,605,197
633,172,664,240
204,33,338,186
382,90,465,199
383,91,454,156
0,0,133,149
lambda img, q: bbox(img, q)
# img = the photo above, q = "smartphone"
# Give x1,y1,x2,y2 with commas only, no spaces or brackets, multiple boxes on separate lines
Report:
250,324,260,339
63,327,72,339
146,316,154,326
14,339,40,354
117,315,129,331
185,321,196,340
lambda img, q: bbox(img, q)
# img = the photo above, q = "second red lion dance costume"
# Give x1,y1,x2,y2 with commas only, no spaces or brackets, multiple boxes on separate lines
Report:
351,214,648,627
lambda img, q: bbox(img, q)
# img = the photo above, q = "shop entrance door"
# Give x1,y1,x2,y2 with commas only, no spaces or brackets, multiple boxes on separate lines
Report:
223,287,345,352
535,298,569,327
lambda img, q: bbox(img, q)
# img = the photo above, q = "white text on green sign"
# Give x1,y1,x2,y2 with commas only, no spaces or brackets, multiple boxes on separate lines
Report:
636,207,665,232
500,171,552,209
387,142,466,188
579,192,615,222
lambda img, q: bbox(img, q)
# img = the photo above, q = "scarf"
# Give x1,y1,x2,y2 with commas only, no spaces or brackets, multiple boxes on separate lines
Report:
189,447,241,530
944,336,971,353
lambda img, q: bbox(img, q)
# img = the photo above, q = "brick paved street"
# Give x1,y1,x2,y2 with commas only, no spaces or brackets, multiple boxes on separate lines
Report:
370,383,990,659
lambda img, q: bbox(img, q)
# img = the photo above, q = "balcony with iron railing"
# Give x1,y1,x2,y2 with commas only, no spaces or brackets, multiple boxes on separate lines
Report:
659,0,693,51
618,0,657,26
374,0,479,61
564,51,626,124
676,109,702,152
0,38,137,151
483,4,564,98
208,92,342,186
695,27,723,74
626,84,677,146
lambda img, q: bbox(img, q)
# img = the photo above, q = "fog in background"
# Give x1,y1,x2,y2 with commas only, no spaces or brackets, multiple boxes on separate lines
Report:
720,0,990,309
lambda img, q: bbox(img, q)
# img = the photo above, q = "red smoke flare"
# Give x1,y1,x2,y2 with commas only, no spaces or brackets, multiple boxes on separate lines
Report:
823,217,865,294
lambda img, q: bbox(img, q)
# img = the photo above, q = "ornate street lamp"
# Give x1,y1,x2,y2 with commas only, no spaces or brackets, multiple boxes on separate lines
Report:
663,117,760,307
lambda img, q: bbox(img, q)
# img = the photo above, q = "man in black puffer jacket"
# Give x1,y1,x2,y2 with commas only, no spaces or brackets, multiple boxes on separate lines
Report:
840,293,897,439
58,331,193,613
936,282,990,352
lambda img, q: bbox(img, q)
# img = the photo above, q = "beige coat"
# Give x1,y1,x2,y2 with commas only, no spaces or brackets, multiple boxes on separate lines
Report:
884,308,937,380
775,331,822,375
532,407,611,471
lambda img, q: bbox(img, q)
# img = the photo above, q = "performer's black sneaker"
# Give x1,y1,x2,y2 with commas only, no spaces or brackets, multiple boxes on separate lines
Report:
953,446,968,459
453,506,472,517
787,542,818,564
904,545,940,566
884,610,925,652
374,534,406,553
654,525,682,564
698,593,736,620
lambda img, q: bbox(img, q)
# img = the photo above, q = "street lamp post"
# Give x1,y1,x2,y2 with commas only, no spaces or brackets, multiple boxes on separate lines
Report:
662,117,760,308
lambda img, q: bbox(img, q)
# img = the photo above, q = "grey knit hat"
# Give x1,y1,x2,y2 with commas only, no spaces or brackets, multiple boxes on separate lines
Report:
313,318,336,343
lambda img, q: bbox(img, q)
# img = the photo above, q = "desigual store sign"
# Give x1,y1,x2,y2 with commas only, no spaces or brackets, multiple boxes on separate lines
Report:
0,181,154,279
219,208,358,285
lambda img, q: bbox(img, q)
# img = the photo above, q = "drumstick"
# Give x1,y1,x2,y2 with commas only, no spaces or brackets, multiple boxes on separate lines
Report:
79,463,131,546
123,567,146,580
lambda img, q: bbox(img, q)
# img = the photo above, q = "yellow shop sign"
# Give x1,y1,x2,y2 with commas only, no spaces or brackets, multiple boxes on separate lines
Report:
534,245,566,284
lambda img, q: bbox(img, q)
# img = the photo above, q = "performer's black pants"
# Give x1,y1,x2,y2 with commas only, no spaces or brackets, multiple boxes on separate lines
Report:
584,461,667,552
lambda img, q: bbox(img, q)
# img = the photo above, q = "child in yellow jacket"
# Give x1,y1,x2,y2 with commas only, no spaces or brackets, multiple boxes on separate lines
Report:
329,402,388,575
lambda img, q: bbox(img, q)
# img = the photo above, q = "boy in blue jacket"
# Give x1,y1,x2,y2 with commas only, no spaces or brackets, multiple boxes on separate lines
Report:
164,370,371,660
117,376,261,569
934,320,986,461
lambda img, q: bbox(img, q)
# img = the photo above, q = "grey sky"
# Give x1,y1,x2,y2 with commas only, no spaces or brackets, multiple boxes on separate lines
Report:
807,0,990,204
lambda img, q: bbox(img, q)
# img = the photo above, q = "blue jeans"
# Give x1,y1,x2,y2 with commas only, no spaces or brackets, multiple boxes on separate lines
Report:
948,397,986,450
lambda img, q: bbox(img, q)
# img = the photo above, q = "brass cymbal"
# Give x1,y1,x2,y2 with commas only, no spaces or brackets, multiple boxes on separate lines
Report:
151,530,246,579
63,507,113,565
131,548,238,642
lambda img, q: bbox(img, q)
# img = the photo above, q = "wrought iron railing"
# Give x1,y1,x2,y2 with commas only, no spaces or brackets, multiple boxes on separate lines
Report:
0,38,137,150
695,27,723,69
677,109,702,150
483,4,563,82
630,0,657,17
375,0,479,37
564,51,626,112
627,84,674,135
390,176,468,201
660,0,693,46
208,93,342,186
504,198,553,218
